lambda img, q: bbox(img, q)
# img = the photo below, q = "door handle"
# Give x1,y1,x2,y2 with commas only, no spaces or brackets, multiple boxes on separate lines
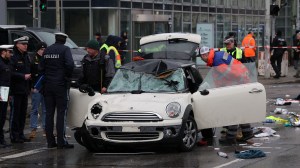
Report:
249,88,263,93
200,89,209,95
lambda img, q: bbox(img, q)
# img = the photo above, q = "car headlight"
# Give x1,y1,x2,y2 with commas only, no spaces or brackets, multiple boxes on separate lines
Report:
166,102,181,118
91,103,102,119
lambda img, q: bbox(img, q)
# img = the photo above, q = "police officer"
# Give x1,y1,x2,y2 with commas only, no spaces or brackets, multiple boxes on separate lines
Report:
271,30,287,79
39,33,74,149
0,45,13,148
10,36,31,143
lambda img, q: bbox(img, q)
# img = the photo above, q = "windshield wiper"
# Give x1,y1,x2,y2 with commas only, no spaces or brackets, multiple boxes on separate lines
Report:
168,38,188,43
162,79,179,92
131,90,145,94
107,91,130,93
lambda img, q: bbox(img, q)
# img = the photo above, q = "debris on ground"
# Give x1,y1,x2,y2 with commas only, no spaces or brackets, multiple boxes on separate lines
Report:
273,108,288,114
288,112,300,126
253,127,278,137
264,116,288,124
275,98,292,106
235,149,266,159
217,151,228,158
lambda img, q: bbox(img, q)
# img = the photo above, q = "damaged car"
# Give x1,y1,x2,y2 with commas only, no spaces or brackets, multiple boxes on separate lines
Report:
68,33,266,152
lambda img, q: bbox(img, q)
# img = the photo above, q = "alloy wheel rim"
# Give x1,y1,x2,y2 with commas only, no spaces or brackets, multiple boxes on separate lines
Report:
182,120,197,148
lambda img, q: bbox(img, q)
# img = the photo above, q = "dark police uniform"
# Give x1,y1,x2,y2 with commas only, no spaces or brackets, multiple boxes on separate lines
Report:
0,45,13,146
10,38,31,143
39,36,74,148
271,34,287,78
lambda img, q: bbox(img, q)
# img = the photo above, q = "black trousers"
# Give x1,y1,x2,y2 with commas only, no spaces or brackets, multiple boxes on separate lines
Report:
10,94,28,140
44,85,69,146
226,124,253,140
271,54,283,76
201,128,214,140
0,101,8,142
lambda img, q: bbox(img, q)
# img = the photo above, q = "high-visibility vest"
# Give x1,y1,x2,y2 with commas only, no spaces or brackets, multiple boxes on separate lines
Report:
100,44,109,51
220,48,243,60
107,46,122,68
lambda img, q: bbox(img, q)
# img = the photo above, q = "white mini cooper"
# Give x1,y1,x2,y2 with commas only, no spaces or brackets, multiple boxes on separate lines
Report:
68,33,266,152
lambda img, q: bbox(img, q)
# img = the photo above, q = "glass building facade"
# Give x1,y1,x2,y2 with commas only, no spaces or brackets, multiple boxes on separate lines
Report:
4,0,296,61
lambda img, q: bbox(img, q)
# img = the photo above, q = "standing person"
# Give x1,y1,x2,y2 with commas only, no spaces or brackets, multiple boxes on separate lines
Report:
39,33,74,149
29,42,47,139
78,40,109,93
0,45,14,148
95,32,103,47
120,31,128,63
220,36,245,63
10,36,31,143
199,46,253,145
294,32,300,78
271,30,287,79
293,30,300,70
100,35,123,82
242,31,256,63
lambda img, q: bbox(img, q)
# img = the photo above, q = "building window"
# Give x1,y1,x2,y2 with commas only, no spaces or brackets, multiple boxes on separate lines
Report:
183,13,191,22
174,12,182,32
65,9,89,46
216,0,224,6
183,24,191,32
201,0,208,5
238,0,245,9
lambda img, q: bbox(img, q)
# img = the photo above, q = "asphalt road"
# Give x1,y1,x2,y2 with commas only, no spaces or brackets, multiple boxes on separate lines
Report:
0,83,300,168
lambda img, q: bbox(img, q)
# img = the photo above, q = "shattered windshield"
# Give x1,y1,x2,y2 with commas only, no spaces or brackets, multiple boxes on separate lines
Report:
141,39,198,60
199,63,258,90
107,69,186,93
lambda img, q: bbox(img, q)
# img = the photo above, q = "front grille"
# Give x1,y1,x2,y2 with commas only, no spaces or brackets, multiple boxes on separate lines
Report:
105,132,160,141
102,112,163,122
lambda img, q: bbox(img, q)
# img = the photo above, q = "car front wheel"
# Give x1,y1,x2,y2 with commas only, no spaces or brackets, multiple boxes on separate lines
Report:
178,115,198,152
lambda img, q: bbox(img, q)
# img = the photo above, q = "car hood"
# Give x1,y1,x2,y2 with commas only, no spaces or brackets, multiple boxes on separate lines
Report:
71,48,86,61
95,93,191,118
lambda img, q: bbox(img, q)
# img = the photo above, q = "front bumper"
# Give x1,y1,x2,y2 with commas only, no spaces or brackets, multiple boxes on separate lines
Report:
84,119,183,143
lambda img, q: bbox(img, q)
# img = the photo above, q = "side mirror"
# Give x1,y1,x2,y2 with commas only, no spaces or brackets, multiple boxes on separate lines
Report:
200,89,209,96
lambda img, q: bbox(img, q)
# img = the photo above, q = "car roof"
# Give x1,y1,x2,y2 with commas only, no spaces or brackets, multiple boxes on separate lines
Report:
140,33,201,45
121,59,195,74
26,27,59,33
0,25,26,30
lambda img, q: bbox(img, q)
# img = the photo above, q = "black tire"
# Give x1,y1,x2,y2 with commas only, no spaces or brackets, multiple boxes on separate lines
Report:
178,116,198,152
74,129,85,146
80,124,105,153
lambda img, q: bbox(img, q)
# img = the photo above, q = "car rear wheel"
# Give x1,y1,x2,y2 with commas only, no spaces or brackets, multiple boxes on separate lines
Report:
178,115,198,152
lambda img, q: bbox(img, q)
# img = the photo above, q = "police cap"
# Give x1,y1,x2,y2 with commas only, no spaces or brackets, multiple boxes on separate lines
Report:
13,36,29,44
54,32,68,38
0,45,14,51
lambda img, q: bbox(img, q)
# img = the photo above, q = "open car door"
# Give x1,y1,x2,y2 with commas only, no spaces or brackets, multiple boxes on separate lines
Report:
192,63,266,129
67,88,101,128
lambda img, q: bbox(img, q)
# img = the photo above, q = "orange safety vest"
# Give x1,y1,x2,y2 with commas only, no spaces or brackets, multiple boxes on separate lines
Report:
242,34,256,57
